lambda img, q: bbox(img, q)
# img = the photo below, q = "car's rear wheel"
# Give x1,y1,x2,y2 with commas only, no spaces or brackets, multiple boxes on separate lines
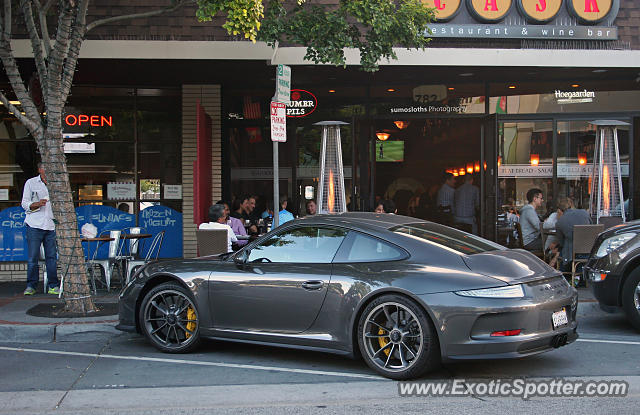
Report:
357,294,440,380
621,268,640,331
139,282,201,353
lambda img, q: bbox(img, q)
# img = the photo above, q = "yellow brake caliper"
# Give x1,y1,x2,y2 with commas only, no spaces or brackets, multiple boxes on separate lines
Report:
378,328,391,356
185,306,196,338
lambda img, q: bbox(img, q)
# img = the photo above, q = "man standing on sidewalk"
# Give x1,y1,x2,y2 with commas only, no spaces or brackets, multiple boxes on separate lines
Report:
21,162,59,295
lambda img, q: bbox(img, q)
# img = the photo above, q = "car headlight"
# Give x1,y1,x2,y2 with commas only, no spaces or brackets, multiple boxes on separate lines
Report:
594,233,636,258
455,284,524,298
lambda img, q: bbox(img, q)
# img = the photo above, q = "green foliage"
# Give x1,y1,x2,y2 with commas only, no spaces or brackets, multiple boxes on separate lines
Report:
197,0,265,41
196,0,434,71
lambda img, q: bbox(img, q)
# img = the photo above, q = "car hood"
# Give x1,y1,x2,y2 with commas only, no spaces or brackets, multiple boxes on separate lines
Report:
462,249,561,284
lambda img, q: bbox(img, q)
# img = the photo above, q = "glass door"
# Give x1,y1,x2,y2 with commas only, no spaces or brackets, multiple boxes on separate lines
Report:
495,119,553,245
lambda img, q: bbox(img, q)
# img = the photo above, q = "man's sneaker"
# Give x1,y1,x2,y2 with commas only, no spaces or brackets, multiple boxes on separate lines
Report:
23,287,36,296
47,286,60,295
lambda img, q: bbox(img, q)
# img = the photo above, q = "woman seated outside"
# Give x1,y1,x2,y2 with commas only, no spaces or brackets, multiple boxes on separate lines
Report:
543,199,567,268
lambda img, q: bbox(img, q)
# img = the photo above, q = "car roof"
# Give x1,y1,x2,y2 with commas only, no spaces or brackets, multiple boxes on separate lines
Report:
289,212,425,233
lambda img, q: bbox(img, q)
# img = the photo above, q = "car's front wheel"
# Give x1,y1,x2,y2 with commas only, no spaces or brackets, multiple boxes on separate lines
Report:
357,294,440,380
621,268,640,332
139,282,201,353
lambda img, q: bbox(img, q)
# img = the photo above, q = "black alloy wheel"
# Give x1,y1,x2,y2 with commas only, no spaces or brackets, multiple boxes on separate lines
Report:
621,268,640,332
358,294,440,380
139,282,201,353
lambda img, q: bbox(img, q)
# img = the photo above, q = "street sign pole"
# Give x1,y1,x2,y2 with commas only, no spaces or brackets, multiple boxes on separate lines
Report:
270,100,287,228
273,140,279,228
271,64,291,229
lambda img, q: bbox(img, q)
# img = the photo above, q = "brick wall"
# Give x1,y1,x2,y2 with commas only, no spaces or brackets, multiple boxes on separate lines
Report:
0,263,27,282
181,85,222,258
12,1,640,49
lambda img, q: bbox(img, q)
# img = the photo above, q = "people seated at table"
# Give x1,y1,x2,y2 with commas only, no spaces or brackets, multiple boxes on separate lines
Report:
216,200,248,247
542,200,561,250
231,194,259,234
543,199,567,268
556,197,592,272
305,200,317,216
374,199,396,214
520,188,544,251
279,196,295,224
261,200,274,220
199,204,237,253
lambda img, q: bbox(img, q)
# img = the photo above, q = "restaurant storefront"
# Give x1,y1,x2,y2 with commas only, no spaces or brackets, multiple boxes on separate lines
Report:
1,0,640,279
222,72,639,243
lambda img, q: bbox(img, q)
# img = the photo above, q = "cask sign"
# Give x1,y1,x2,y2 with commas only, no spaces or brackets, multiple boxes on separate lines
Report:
517,0,563,23
421,0,462,21
425,0,619,39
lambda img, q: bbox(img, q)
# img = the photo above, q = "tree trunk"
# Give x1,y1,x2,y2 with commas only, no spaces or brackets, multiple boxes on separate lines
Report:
40,128,96,313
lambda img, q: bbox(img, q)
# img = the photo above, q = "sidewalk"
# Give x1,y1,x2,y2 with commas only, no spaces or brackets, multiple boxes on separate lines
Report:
0,282,121,343
0,280,600,344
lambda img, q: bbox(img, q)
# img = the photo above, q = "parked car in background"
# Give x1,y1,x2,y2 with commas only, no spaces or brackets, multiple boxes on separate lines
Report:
584,220,640,331
117,213,577,380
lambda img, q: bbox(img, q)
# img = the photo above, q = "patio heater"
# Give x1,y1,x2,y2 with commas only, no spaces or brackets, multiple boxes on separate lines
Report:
315,121,348,214
588,120,628,223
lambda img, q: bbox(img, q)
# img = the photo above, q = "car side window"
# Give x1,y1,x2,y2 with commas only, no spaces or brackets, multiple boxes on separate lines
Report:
335,232,407,263
247,226,347,263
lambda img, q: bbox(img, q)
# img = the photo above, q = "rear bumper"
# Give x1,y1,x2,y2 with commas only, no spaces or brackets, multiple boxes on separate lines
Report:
444,326,578,361
417,278,578,361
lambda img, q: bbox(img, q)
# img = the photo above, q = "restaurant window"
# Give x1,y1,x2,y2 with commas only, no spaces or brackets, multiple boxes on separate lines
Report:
370,83,486,116
225,85,361,217
490,81,640,115
497,121,553,215
0,86,182,261
557,120,630,213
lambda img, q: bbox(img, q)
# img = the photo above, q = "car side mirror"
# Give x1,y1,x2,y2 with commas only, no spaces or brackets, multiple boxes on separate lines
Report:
234,249,249,266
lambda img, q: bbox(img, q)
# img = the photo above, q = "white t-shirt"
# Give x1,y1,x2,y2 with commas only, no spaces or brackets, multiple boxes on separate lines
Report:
21,175,55,230
198,221,237,253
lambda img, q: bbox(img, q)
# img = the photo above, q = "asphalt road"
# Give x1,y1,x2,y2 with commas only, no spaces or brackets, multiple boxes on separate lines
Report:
1,300,639,414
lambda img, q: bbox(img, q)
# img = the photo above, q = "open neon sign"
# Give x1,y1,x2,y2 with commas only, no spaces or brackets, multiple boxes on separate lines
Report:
65,114,113,127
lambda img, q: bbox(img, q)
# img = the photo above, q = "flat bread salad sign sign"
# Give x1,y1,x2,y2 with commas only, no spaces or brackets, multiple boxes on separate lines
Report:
286,90,317,117
423,0,619,39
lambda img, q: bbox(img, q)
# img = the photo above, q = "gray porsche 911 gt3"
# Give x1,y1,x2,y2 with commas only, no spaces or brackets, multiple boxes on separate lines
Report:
117,212,577,380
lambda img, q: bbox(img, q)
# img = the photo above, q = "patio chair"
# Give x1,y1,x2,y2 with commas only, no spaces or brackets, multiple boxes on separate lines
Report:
514,222,544,259
126,231,165,283
89,229,125,292
196,229,228,256
121,226,146,259
571,224,604,287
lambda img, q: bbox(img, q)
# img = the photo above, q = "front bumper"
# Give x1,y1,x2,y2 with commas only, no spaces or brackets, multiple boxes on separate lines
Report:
418,276,578,361
583,263,623,307
115,279,144,333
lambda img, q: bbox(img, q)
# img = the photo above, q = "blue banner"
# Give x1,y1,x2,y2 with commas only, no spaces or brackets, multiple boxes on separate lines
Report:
138,205,182,259
0,207,27,261
76,205,135,260
0,204,183,261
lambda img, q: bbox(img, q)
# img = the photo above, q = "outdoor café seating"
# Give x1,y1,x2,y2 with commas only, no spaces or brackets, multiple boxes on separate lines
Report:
196,229,228,256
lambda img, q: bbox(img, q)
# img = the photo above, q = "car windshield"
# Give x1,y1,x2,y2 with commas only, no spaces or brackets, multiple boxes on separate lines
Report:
391,222,504,255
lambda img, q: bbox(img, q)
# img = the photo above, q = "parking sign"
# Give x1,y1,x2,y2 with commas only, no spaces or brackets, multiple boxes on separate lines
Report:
270,102,287,142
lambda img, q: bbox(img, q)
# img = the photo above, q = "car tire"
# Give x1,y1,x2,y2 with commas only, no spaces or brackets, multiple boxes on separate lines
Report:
621,268,640,332
139,281,201,353
357,294,440,380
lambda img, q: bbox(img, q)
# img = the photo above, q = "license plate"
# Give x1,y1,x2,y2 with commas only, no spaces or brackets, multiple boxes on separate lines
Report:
552,308,568,329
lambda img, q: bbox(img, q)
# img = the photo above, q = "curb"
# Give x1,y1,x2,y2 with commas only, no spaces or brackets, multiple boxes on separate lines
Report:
0,319,119,343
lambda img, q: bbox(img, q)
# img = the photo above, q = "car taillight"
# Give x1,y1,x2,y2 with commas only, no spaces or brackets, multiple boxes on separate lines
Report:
490,329,522,337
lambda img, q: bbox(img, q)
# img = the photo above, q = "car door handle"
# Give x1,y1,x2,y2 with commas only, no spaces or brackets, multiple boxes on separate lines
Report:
302,280,324,290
